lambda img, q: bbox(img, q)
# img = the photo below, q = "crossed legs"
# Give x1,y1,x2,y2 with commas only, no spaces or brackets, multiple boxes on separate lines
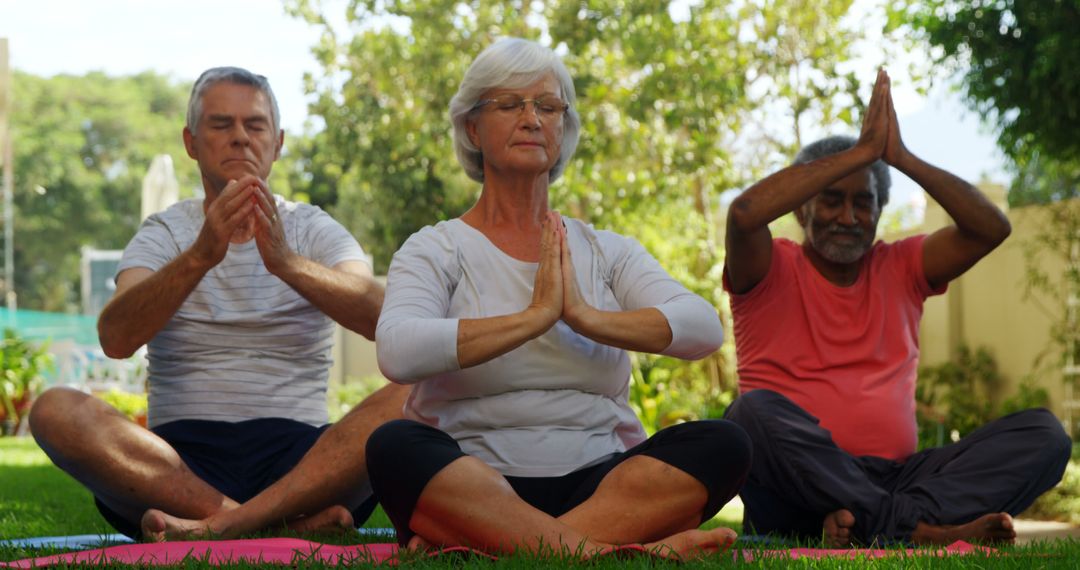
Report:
724,389,1070,545
30,383,409,540
367,419,752,559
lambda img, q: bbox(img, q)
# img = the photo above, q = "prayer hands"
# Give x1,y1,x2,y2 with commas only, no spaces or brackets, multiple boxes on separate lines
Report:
857,69,890,160
191,175,295,273
191,176,259,268
250,181,295,276
528,211,594,334
528,211,565,330
858,68,911,168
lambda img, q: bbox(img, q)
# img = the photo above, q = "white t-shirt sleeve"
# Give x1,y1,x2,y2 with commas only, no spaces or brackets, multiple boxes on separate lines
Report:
599,230,723,360
376,227,460,383
116,214,182,275
296,205,371,269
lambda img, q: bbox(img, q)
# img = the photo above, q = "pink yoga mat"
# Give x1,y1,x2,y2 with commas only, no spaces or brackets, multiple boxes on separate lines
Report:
0,538,992,567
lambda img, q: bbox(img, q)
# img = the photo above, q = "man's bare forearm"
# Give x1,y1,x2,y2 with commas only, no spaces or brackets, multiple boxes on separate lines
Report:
273,256,384,339
98,250,214,358
895,152,1011,246
728,146,877,234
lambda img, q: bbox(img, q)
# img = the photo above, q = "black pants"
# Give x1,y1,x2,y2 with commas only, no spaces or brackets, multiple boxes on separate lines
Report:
366,418,753,545
723,389,1071,543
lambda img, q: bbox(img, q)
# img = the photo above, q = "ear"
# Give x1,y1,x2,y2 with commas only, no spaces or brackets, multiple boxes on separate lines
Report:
794,201,809,227
465,116,481,148
274,129,284,160
182,127,198,160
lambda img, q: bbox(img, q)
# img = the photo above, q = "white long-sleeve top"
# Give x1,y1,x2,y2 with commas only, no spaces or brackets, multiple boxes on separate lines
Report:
376,218,723,477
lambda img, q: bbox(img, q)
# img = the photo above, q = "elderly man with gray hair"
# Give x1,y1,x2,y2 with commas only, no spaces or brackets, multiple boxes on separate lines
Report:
722,69,1070,546
30,66,408,541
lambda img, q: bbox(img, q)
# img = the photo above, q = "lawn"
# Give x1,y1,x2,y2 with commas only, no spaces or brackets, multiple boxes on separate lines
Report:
2,436,1079,568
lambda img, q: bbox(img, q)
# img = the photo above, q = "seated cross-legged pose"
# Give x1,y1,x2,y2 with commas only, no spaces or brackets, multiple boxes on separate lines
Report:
722,69,1071,546
370,38,752,558
30,67,409,541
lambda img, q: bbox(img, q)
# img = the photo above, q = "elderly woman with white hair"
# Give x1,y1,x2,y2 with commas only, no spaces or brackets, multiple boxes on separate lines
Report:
368,37,751,558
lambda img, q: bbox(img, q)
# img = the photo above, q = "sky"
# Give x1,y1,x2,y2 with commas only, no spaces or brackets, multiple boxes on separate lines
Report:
0,0,1010,220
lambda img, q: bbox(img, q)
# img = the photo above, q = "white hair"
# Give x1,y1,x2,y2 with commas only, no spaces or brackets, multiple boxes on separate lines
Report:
186,67,281,134
449,38,581,183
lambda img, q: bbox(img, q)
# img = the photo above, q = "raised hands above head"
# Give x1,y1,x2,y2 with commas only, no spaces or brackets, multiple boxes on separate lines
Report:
856,68,891,161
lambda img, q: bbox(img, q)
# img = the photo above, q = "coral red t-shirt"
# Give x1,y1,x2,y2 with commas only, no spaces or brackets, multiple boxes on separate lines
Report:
725,237,945,461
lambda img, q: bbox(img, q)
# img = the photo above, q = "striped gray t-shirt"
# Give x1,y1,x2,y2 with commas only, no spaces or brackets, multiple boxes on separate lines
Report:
116,197,369,428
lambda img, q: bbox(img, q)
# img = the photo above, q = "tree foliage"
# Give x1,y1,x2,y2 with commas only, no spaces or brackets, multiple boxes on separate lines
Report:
287,0,868,428
893,0,1080,206
9,71,200,311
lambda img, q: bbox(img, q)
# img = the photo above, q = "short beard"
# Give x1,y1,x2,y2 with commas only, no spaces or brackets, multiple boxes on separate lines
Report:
805,220,870,264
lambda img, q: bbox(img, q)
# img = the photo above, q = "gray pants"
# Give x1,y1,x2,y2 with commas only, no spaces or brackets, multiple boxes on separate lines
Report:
723,389,1071,543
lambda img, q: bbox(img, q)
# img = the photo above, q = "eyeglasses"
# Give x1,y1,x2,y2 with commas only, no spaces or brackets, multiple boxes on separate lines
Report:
472,94,569,118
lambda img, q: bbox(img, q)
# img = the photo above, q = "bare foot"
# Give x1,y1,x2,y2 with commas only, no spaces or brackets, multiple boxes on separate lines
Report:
407,534,434,552
641,527,737,560
286,505,355,535
823,509,856,547
140,509,212,542
142,504,354,542
911,512,1016,545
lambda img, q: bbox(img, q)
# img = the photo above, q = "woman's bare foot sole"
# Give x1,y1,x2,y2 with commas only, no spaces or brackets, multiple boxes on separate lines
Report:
641,527,737,560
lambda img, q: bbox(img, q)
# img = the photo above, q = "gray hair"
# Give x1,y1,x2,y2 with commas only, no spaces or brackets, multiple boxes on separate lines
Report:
793,135,891,208
186,67,281,134
449,38,581,183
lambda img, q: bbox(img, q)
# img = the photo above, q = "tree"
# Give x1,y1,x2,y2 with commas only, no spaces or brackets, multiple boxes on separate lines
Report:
9,71,200,312
893,0,1080,206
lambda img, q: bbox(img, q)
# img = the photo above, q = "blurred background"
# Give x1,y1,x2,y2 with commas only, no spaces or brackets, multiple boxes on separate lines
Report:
0,0,1076,478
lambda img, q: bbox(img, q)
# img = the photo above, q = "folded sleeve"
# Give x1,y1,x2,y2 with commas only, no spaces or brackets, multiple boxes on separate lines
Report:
375,227,461,383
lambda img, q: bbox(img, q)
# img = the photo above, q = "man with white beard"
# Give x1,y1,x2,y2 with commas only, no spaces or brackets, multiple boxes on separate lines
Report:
720,69,1070,547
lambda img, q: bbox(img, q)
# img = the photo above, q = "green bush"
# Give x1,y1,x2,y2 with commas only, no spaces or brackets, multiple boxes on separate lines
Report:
327,375,390,422
0,328,54,435
916,345,1049,449
1023,457,1080,524
96,388,148,423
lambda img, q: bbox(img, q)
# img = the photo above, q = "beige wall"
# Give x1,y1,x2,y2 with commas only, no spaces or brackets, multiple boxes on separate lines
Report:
328,326,380,386
909,189,1071,424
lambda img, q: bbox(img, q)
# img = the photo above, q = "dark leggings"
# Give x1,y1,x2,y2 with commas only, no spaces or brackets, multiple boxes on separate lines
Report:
366,418,752,545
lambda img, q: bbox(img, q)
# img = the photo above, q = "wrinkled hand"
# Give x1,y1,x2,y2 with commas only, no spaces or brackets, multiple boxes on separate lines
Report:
251,182,296,275
559,216,594,331
527,211,564,330
191,177,258,268
856,68,890,160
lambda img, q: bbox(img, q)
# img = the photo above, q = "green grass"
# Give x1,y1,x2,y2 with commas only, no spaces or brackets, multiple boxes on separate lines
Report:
2,437,1079,568
0,437,115,538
